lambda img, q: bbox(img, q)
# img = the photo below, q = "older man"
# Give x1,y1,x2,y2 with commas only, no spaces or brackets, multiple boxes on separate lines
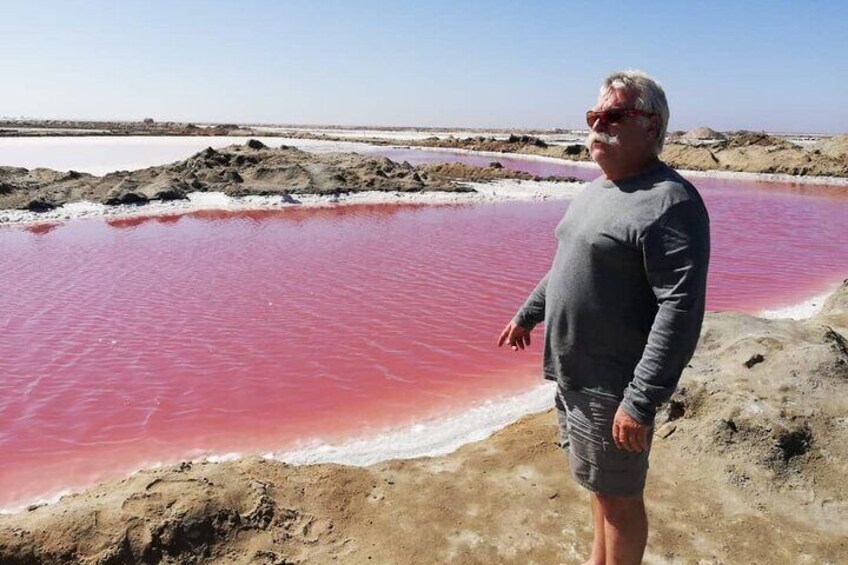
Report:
498,71,710,564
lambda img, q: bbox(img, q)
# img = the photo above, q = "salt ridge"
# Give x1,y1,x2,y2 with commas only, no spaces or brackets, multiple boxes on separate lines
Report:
0,181,586,228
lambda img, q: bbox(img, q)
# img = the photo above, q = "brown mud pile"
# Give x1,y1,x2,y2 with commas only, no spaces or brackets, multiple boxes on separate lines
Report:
0,141,581,213
285,131,593,162
654,131,847,176
292,130,848,178
2,281,847,564
0,141,460,212
419,161,578,183
0,141,576,213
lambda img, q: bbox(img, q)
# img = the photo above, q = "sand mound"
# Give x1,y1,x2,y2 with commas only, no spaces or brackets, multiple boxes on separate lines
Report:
284,130,594,164
408,135,592,163
661,131,848,176
680,127,725,141
419,161,578,183
818,277,848,328
2,281,847,563
659,143,720,171
664,311,848,493
5,143,556,212
0,141,590,213
717,131,796,150
812,134,848,161
0,143,454,211
287,129,848,178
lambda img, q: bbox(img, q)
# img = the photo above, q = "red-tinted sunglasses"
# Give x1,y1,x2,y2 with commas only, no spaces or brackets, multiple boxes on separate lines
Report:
586,108,655,128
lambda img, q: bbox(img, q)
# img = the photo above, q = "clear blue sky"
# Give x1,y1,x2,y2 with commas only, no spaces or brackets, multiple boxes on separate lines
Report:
2,1,846,133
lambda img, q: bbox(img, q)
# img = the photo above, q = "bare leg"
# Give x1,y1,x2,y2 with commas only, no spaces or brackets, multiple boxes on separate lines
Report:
582,493,607,565
596,493,647,565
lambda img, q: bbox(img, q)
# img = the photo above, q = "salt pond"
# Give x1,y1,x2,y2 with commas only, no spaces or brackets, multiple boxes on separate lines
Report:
2,137,847,512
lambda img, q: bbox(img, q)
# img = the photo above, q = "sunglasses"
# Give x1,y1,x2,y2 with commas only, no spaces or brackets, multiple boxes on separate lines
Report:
585,108,655,128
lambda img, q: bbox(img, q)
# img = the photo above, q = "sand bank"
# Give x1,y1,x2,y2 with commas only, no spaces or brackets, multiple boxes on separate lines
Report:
283,130,848,179
0,178,585,228
0,140,585,215
2,136,847,226
2,136,847,229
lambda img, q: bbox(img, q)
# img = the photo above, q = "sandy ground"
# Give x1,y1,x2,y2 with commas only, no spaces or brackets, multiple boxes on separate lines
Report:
2,280,846,564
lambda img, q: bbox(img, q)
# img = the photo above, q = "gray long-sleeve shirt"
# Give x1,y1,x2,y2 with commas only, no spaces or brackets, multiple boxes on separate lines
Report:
513,162,710,425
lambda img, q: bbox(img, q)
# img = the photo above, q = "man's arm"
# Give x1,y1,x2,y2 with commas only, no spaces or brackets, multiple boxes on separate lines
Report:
512,272,550,330
620,200,710,426
498,272,549,351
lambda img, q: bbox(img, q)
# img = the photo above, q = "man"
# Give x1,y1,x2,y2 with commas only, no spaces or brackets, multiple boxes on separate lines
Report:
497,71,710,565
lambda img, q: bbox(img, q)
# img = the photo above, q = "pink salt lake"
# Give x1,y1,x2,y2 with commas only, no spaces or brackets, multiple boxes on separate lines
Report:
2,147,848,510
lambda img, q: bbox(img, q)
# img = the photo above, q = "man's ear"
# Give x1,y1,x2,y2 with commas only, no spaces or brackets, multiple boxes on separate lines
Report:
644,115,659,141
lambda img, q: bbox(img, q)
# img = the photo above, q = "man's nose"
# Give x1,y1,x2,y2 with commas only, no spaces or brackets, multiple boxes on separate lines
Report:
590,117,608,132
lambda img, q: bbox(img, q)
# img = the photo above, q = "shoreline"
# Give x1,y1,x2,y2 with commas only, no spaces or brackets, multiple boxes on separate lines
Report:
380,143,848,187
0,281,837,517
0,180,585,228
0,383,557,516
1,139,847,228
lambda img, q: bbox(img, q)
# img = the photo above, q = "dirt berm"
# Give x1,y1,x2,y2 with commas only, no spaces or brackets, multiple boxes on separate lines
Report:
0,141,577,213
288,130,848,178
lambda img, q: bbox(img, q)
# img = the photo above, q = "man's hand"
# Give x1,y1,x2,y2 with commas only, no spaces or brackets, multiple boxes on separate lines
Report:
612,406,651,452
497,321,532,351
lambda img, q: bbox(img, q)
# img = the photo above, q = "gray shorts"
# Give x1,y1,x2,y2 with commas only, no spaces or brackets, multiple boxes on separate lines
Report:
555,386,653,497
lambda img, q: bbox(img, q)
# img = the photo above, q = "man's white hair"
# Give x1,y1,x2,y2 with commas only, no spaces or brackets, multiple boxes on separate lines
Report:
600,70,669,154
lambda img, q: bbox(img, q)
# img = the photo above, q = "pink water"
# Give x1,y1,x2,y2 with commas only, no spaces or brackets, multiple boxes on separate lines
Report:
2,154,848,510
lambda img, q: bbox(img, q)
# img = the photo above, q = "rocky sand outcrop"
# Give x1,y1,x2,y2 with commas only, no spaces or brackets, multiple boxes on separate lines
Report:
289,130,848,178
0,141,578,213
679,126,726,141
662,131,848,176
2,281,847,564
3,131,844,216
0,142,457,212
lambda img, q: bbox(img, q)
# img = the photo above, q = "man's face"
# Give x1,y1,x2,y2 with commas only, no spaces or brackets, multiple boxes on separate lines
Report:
587,88,656,172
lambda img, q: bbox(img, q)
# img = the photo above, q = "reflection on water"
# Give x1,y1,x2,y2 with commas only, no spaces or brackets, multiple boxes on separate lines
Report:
23,222,60,236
